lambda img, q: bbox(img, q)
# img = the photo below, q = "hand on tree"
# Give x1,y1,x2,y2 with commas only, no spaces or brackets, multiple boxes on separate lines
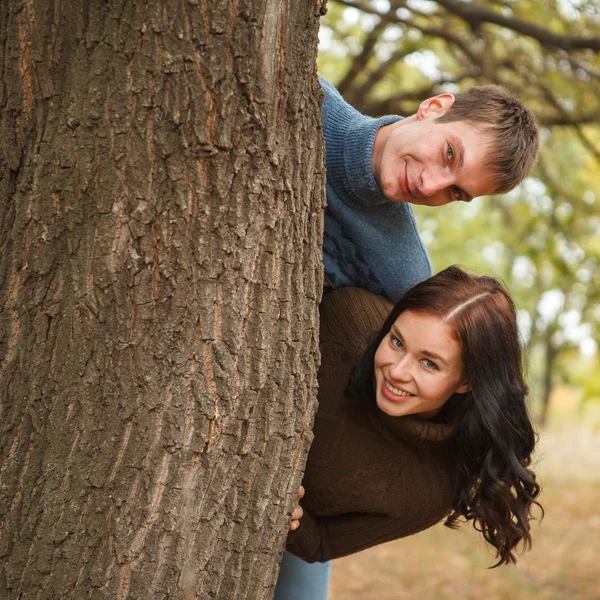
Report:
289,485,305,531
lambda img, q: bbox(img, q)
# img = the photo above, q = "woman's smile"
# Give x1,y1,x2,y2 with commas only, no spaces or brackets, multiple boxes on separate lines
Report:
383,379,414,399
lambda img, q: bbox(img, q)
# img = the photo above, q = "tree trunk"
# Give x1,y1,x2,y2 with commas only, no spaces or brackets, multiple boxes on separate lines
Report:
0,1,326,599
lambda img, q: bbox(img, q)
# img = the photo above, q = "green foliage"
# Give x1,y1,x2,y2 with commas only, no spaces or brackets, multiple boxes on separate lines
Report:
567,352,600,403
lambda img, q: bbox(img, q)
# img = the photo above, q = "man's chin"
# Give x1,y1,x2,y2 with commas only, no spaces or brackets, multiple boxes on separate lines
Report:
389,183,415,204
383,188,410,203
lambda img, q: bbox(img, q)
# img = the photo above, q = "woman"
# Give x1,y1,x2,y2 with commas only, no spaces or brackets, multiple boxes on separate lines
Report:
275,266,542,600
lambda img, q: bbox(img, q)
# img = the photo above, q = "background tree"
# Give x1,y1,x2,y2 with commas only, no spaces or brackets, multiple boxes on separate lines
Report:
0,1,325,599
319,0,600,423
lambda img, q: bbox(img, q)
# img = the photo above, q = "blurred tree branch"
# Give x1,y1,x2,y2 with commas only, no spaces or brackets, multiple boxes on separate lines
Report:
336,0,600,51
434,0,600,51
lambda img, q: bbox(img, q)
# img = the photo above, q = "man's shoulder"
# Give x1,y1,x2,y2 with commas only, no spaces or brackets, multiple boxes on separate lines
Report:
318,74,363,126
318,74,340,97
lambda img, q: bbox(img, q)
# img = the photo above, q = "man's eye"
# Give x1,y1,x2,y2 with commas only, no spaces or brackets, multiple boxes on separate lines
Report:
452,185,462,200
447,145,454,163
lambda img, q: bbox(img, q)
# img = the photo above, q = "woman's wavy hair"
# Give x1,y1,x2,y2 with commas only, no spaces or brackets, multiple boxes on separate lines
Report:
346,265,543,566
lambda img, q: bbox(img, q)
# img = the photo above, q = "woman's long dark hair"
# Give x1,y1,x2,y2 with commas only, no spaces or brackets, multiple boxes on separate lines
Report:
346,266,543,566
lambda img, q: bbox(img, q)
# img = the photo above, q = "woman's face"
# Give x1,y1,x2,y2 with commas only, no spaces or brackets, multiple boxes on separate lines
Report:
374,310,469,419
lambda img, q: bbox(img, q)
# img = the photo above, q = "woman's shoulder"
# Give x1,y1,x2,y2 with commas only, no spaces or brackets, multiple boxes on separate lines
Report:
319,287,393,346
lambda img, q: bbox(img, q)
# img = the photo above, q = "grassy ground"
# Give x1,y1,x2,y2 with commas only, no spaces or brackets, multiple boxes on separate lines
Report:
330,424,600,600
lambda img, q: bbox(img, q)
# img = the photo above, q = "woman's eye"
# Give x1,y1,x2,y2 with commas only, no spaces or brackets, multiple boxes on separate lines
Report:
447,145,454,163
390,336,403,349
452,185,462,200
422,359,439,370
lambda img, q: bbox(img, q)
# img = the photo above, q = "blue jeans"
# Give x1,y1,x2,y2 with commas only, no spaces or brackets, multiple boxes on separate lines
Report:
273,552,332,600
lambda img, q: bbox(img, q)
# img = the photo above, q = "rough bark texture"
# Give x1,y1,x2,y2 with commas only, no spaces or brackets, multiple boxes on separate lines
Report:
0,1,326,598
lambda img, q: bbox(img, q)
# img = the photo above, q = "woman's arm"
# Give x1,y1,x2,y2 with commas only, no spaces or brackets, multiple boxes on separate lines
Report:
285,505,443,563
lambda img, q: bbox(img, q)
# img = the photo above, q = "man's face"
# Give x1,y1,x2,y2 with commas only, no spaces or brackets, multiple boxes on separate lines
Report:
371,94,498,206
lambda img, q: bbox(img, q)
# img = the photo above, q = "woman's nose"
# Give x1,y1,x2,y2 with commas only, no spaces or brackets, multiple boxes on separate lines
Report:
388,356,413,381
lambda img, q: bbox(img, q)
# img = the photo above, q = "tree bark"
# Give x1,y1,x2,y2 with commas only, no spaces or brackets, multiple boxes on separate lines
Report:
0,1,326,599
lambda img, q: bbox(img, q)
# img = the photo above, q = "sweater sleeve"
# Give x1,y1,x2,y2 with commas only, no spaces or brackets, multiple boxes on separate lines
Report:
285,506,445,563
319,287,392,346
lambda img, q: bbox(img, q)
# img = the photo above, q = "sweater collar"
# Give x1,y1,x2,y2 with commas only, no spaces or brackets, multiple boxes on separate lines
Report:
327,111,402,207
375,409,457,445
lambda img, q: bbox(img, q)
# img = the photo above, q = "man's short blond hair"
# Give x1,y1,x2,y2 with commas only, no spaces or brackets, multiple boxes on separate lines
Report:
435,85,540,194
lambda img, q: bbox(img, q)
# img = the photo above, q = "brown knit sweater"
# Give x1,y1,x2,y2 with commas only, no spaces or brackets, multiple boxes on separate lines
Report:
286,287,458,563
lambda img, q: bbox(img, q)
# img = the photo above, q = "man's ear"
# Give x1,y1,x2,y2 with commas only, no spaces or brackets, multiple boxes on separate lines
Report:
456,381,471,394
417,93,455,120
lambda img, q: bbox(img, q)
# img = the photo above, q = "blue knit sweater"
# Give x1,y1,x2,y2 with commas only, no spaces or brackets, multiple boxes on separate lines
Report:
320,76,432,303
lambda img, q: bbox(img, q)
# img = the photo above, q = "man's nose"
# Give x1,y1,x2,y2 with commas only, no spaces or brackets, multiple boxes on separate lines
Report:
419,169,452,197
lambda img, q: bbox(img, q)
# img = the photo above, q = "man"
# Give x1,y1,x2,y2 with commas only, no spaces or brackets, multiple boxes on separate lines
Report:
320,76,540,302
